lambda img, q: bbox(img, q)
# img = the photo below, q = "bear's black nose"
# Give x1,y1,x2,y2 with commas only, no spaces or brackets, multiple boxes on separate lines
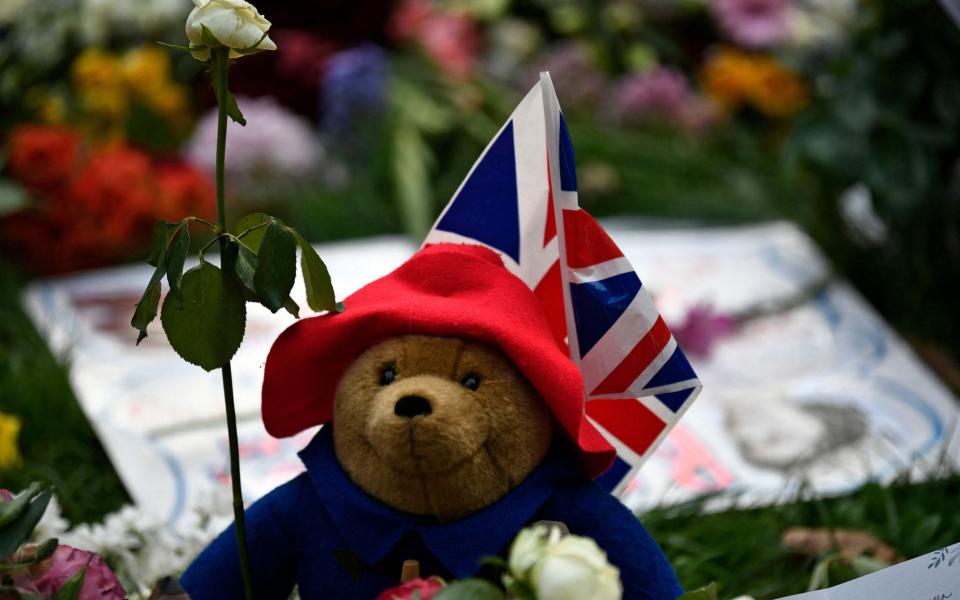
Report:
394,395,433,418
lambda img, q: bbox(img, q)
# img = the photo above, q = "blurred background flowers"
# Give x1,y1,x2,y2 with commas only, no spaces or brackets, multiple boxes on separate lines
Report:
4,0,958,369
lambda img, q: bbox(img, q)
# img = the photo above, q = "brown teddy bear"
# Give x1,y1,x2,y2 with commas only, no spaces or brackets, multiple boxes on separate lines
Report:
333,334,554,522
181,244,682,599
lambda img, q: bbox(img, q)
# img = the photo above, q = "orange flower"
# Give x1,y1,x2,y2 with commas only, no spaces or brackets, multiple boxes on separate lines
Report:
750,62,809,117
700,47,808,117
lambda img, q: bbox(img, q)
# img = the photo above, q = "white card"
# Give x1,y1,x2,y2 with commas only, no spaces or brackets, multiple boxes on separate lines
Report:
779,542,960,600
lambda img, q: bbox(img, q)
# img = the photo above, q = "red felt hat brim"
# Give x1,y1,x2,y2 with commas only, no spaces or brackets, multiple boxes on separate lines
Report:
261,243,615,478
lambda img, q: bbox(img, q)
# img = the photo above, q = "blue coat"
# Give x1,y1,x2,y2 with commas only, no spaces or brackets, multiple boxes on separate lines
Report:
181,428,681,599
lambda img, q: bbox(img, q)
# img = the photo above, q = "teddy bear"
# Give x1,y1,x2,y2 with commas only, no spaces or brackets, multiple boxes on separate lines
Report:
180,243,682,599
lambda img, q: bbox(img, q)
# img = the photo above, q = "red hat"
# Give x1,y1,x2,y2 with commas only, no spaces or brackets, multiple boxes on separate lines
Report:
262,243,616,477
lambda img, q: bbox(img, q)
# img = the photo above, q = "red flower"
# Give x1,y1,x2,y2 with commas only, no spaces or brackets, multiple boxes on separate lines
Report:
376,576,445,600
64,146,156,254
6,125,82,192
156,161,216,221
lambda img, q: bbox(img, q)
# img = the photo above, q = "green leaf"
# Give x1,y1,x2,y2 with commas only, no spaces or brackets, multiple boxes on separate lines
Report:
54,567,87,600
433,579,504,600
283,297,300,318
290,230,336,312
131,282,162,345
677,582,718,600
165,225,191,298
147,220,177,267
0,483,40,528
392,121,434,239
160,263,246,371
0,486,53,558
199,24,220,48
233,213,273,252
850,555,889,577
254,222,297,313
232,241,259,296
234,30,270,55
210,74,246,126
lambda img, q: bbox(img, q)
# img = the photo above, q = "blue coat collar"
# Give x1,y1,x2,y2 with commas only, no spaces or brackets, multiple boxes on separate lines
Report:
299,428,574,578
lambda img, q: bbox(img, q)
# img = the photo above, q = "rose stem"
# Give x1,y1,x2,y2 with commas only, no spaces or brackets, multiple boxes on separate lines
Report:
213,45,255,600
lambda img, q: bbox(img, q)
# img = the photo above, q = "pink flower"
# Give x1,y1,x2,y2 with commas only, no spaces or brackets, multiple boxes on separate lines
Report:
0,489,13,501
672,305,736,359
710,0,790,49
610,68,690,124
419,13,481,79
388,0,480,80
376,576,445,600
29,545,125,600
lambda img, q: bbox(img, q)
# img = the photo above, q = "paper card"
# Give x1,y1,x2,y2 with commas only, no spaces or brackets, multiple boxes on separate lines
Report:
21,222,960,527
779,542,960,600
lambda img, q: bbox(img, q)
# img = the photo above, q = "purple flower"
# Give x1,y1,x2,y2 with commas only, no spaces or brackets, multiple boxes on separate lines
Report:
610,68,690,124
710,0,790,49
672,305,736,359
20,545,125,600
525,42,605,108
187,96,319,183
322,43,389,143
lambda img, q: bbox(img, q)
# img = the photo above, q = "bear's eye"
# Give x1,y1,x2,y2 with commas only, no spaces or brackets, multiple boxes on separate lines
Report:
379,366,397,386
461,374,480,391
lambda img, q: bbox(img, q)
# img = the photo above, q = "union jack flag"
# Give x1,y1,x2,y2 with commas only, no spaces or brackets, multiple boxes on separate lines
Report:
423,73,702,494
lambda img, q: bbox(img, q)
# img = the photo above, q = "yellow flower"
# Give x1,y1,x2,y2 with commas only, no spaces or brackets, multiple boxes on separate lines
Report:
122,46,173,88
0,412,22,472
73,48,125,91
145,84,190,118
700,47,808,118
73,48,130,133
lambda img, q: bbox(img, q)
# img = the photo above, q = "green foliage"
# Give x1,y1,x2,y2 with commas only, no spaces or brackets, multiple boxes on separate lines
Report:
165,224,191,298
207,50,246,126
779,0,960,359
53,567,86,600
133,213,337,371
643,475,960,599
0,483,55,567
234,213,272,252
160,262,247,371
0,265,129,525
291,230,337,313
677,582,718,600
253,222,297,313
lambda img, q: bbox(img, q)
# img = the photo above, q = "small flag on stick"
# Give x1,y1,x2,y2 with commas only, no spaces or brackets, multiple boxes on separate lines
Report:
423,73,702,494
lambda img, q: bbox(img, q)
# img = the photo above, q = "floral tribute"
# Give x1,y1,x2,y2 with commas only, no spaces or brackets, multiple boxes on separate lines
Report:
1,485,124,600
1,124,213,274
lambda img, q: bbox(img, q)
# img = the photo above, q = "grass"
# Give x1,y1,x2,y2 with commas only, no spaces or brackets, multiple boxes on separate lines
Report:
0,261,129,524
644,474,960,598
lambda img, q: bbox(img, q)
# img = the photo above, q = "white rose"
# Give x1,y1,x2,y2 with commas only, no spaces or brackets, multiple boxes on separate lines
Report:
185,0,276,61
507,525,559,577
530,536,622,600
